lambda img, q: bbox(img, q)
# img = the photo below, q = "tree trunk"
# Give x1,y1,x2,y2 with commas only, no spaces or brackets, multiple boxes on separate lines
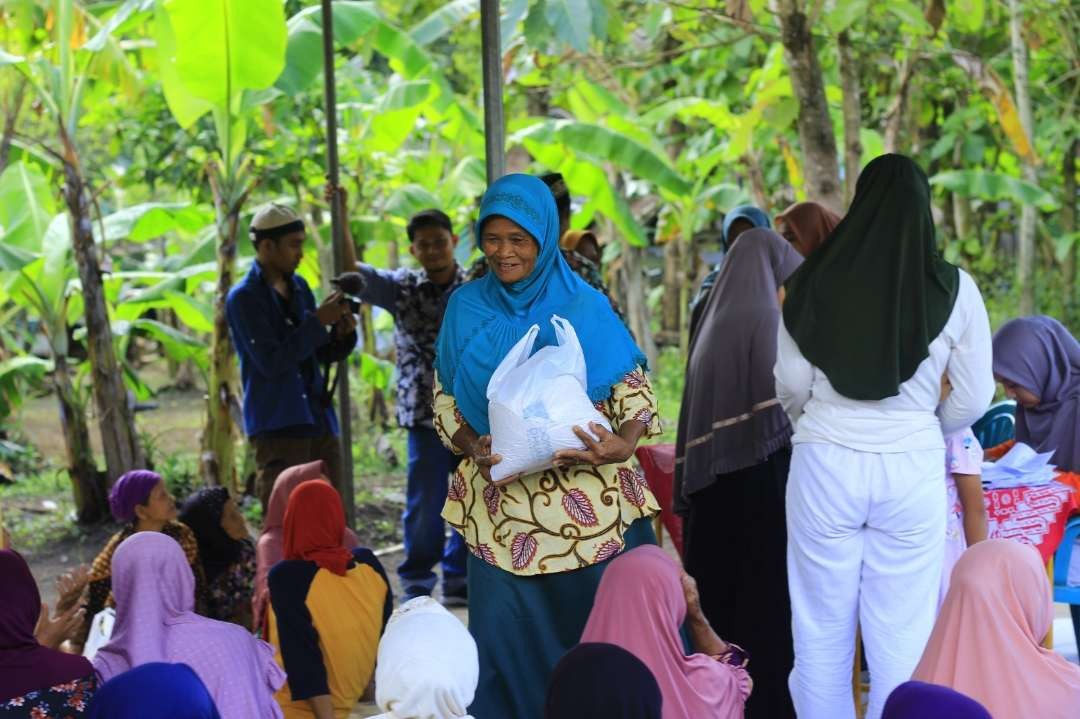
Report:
619,241,658,371
1009,0,1037,315
62,140,144,486
743,152,770,209
951,137,975,242
772,0,843,213
837,31,862,204
53,352,105,523
661,238,681,337
1064,139,1078,319
883,55,918,153
201,190,243,491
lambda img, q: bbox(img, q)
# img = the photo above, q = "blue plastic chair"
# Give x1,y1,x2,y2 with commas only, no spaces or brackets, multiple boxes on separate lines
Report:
1053,517,1080,656
971,400,1017,449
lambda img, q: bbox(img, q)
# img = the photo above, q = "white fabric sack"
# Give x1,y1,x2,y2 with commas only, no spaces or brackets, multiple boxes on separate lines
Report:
486,315,611,483
372,597,477,719
81,607,115,660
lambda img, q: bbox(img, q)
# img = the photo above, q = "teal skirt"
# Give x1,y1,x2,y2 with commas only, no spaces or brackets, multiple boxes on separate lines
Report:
466,518,657,719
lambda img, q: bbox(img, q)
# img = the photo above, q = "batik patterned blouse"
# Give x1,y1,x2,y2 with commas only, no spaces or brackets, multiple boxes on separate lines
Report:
435,367,661,575
79,521,207,644
0,675,96,717
206,538,256,626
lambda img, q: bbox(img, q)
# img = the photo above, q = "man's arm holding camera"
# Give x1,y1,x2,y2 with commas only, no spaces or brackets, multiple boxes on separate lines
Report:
324,183,401,316
227,288,351,379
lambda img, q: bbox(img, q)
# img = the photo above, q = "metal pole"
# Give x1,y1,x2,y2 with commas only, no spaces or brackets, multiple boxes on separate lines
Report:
480,0,505,182
320,0,356,529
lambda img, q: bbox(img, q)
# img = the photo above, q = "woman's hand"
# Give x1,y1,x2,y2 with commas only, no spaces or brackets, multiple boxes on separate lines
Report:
554,422,635,468
55,565,89,613
34,601,85,650
462,434,507,485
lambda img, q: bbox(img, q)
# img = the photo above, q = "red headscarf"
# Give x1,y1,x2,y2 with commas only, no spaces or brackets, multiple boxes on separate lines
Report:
283,480,352,576
253,461,358,632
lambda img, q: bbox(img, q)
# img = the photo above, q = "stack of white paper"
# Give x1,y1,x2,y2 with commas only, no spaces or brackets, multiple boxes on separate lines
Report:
981,442,1058,489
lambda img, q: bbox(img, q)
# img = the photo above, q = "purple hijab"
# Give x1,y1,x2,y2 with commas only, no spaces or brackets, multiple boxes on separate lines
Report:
992,316,1080,472
109,470,162,523
91,533,285,719
674,228,803,509
883,681,991,719
0,550,93,701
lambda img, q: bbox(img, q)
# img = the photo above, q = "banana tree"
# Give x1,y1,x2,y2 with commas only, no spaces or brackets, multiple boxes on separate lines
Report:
5,0,147,486
0,169,101,520
152,0,287,489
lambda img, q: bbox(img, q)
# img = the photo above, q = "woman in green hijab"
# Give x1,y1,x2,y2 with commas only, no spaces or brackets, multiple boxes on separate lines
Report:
774,154,994,719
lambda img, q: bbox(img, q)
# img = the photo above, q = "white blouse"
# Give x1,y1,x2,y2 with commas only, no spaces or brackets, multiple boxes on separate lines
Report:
774,269,995,453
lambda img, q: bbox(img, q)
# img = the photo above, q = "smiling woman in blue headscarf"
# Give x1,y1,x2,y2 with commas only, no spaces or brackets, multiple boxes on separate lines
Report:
433,174,662,719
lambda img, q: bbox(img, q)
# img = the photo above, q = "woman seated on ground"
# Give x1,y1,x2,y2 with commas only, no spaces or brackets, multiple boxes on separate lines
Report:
253,460,359,635
580,545,751,719
179,487,255,626
546,643,663,719
80,470,206,646
882,681,990,719
774,201,841,258
92,532,285,719
268,480,392,718
912,539,1080,719
87,663,220,719
371,597,477,719
1,549,97,716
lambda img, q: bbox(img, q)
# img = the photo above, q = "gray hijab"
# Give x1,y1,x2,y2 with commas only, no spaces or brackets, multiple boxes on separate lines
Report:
674,229,803,511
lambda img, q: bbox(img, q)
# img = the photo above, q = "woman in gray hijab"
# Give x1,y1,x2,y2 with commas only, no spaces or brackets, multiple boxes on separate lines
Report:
674,227,802,719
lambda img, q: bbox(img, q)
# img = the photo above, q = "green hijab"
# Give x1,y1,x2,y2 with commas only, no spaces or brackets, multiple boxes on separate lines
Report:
782,154,959,400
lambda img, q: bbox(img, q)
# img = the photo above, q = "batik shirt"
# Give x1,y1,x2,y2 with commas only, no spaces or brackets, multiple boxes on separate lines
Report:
435,367,661,575
0,675,96,717
354,264,465,428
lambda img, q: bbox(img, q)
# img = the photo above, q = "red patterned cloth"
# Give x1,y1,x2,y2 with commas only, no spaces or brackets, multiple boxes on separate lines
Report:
986,479,1079,562
636,444,684,555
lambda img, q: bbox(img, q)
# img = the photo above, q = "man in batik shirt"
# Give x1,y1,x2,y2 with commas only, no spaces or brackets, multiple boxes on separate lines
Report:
333,204,468,606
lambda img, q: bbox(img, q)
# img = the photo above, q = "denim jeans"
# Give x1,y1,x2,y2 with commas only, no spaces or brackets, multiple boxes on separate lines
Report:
398,427,467,597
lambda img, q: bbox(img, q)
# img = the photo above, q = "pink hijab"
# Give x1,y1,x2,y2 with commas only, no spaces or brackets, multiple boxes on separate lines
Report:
91,532,285,719
252,460,358,633
581,545,750,719
913,539,1080,719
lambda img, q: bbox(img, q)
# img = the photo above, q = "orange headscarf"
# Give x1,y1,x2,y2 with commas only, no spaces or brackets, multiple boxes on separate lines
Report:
283,480,352,576
774,201,840,257
912,539,1080,719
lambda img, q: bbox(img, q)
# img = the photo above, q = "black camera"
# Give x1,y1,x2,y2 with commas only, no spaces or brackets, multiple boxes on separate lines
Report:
339,296,361,313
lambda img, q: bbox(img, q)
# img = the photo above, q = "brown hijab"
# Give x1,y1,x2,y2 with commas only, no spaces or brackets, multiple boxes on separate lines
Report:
775,201,841,257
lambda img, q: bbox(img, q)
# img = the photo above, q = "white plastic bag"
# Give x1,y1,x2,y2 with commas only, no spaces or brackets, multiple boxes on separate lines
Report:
487,315,612,482
81,607,115,660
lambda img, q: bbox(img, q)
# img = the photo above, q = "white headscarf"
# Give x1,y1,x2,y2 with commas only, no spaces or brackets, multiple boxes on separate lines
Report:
372,597,478,719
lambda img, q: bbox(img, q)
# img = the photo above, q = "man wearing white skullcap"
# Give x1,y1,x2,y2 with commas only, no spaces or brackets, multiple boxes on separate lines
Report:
226,203,358,510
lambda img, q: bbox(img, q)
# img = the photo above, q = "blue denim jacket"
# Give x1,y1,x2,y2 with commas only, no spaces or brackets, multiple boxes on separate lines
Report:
226,262,354,437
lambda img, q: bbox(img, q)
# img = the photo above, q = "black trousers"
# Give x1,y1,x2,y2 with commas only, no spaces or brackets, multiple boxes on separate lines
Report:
683,447,796,719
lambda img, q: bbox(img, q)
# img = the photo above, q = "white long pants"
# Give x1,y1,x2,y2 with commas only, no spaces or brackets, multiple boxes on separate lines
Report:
787,442,945,719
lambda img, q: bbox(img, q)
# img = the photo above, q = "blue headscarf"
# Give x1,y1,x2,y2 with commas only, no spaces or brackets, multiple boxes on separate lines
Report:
87,662,221,719
720,205,770,251
435,174,646,436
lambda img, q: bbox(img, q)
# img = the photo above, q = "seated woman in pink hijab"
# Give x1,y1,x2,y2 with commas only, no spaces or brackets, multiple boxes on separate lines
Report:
913,539,1080,719
252,460,359,634
91,532,285,719
580,545,751,719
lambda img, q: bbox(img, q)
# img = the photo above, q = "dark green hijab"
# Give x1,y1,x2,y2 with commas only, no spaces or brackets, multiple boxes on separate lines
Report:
782,154,959,400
